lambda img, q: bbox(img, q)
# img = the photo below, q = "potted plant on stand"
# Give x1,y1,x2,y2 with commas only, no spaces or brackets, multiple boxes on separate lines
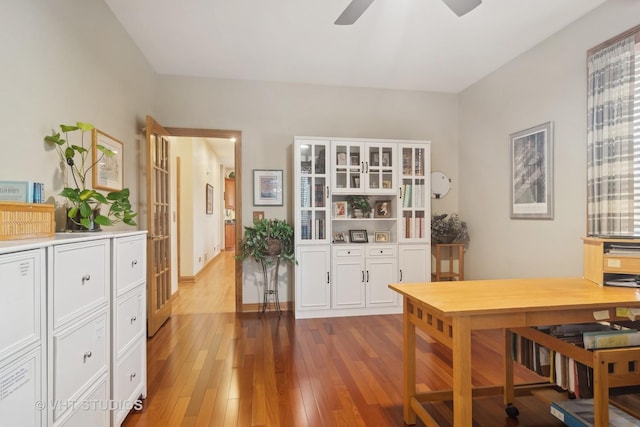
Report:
45,122,137,231
237,218,297,315
431,213,470,246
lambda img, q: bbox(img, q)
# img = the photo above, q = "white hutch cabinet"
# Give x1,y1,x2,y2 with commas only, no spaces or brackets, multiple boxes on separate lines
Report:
294,136,431,319
0,230,146,427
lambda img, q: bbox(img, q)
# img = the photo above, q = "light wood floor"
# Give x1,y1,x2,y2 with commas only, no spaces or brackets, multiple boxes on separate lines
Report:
123,251,571,426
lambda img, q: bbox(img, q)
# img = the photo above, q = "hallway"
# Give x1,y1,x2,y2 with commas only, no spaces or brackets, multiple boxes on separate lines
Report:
173,250,237,314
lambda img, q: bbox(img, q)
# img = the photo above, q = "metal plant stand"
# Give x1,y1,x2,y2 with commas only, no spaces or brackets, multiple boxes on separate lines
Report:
259,255,281,317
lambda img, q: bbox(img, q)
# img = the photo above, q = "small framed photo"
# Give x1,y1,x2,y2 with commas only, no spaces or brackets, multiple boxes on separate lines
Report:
253,169,283,206
333,232,347,243
334,201,347,219
374,200,391,218
92,128,124,191
205,183,213,214
374,231,390,243
253,211,265,221
510,121,553,219
349,229,368,243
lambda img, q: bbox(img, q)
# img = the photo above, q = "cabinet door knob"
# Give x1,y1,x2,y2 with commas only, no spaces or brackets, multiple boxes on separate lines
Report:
400,270,403,281
327,272,330,284
361,271,364,282
131,316,137,324
326,186,329,198
81,274,91,284
83,351,92,362
132,259,138,267
366,271,369,282
130,372,137,381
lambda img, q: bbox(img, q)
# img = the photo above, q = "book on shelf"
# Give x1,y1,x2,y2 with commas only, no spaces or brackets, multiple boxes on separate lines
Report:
582,328,640,349
550,399,640,427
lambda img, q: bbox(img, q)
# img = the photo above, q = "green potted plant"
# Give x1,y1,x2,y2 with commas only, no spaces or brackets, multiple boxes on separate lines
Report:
346,195,371,218
45,122,137,231
237,218,297,265
431,213,470,246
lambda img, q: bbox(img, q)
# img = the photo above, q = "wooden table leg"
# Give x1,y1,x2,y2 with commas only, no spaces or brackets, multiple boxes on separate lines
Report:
452,316,472,426
593,352,609,427
504,329,514,405
403,299,417,425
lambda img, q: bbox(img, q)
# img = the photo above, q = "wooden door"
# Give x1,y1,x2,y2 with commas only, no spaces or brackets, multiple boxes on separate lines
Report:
145,116,172,337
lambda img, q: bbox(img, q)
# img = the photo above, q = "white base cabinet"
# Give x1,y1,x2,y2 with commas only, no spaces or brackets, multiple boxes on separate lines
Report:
0,230,146,427
398,244,430,284
294,245,331,314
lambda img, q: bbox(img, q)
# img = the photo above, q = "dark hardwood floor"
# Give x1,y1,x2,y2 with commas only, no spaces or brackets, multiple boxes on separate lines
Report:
122,252,571,426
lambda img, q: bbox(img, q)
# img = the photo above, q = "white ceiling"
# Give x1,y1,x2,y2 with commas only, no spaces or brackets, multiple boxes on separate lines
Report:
104,0,606,94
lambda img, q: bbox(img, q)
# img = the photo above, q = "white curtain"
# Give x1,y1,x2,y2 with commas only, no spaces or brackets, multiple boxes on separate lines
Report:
587,37,636,236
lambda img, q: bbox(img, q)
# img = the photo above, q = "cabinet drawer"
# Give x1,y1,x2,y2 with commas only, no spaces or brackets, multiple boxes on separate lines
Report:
113,342,145,415
53,311,108,415
603,255,640,273
0,347,43,427
115,235,146,296
334,247,363,257
114,286,145,357
56,374,109,427
53,240,109,328
367,246,397,257
0,249,43,361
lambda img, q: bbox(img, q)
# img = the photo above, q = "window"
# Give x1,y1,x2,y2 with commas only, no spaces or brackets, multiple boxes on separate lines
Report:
586,25,640,237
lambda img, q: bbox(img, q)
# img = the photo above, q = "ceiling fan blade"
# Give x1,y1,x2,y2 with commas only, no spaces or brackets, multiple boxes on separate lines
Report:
441,0,482,17
334,0,375,25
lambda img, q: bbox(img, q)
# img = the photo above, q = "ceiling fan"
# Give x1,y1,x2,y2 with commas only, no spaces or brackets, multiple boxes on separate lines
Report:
334,0,482,25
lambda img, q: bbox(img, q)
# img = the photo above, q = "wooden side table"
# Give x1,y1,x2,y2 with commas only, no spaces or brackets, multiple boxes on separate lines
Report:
431,243,464,281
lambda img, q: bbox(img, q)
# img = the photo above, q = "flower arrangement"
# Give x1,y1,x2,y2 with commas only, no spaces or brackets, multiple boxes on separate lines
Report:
431,213,469,245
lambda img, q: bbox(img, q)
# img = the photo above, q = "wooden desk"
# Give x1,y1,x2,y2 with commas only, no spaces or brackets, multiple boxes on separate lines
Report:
389,278,640,426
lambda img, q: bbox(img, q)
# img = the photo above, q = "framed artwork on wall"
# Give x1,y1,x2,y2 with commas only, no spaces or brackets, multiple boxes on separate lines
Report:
92,129,124,191
253,169,283,206
206,183,213,214
510,121,554,220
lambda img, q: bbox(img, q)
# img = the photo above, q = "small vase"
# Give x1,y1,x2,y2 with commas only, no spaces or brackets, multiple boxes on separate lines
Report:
353,209,363,218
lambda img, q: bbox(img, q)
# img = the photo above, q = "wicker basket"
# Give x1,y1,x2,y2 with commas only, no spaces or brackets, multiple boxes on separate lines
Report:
0,202,55,240
264,239,282,255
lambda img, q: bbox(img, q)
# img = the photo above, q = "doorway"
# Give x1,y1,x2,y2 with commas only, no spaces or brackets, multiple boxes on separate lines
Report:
165,126,243,313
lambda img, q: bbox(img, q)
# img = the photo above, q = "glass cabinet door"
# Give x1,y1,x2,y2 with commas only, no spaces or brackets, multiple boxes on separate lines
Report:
295,140,330,244
365,143,396,194
331,141,363,193
398,144,430,242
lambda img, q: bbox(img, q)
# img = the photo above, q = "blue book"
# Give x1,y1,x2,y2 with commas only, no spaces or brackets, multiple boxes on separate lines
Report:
551,399,640,426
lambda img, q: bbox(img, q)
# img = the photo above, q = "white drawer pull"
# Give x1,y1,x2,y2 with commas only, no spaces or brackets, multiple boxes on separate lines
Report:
81,274,91,284
131,316,137,324
83,351,92,362
130,372,137,381
131,260,138,267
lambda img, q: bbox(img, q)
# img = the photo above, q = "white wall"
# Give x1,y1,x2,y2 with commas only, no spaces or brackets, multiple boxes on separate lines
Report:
0,0,156,228
458,1,640,279
154,78,459,303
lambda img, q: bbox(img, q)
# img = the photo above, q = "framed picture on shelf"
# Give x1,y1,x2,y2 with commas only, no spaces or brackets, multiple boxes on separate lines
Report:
349,229,368,243
337,152,347,165
374,231,390,243
350,154,359,165
374,200,391,218
253,169,283,206
205,184,213,214
333,232,346,243
334,201,347,219
351,176,360,188
510,121,553,219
